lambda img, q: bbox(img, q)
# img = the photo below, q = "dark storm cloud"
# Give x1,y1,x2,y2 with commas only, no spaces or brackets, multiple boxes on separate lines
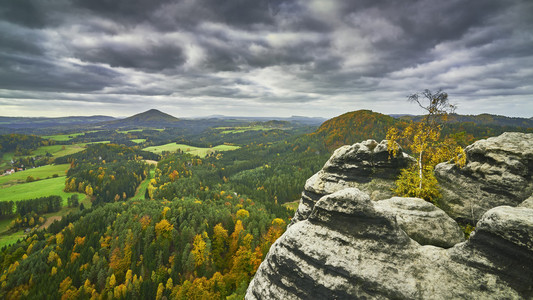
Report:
0,0,532,117
0,0,47,28
73,41,185,72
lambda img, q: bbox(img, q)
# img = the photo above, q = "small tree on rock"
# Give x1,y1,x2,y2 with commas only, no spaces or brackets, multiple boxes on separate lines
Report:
387,89,465,203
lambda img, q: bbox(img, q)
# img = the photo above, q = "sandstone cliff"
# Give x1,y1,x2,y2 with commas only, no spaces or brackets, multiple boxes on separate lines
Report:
292,139,414,224
247,134,533,299
247,189,533,299
435,132,533,223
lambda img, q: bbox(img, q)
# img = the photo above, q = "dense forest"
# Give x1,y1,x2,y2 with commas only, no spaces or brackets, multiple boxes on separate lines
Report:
0,134,49,157
315,110,533,150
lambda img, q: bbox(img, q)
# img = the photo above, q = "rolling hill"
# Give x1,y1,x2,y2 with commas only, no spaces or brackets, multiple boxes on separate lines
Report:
397,113,533,128
313,110,401,149
103,109,180,128
0,116,115,129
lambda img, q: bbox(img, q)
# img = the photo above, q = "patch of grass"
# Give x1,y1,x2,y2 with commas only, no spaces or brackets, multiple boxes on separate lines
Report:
131,139,146,144
132,169,155,200
143,143,240,157
31,144,87,158
0,218,12,234
0,231,25,249
0,177,83,206
42,131,100,141
0,164,70,187
282,200,300,212
117,129,164,134
42,133,84,141
87,141,110,144
216,125,270,134
0,152,15,169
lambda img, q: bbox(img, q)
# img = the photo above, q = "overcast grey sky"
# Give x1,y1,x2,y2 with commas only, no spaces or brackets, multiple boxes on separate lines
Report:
0,0,532,118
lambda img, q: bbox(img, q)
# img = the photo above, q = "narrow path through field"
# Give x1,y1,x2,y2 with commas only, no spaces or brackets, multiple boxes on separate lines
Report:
39,216,62,231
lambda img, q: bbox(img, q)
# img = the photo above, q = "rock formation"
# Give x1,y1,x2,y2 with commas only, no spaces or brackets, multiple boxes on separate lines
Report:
247,134,533,299
374,197,463,248
292,139,414,224
435,132,533,222
246,189,533,299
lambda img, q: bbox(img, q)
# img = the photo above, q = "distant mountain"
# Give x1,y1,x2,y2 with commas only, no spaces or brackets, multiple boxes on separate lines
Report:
193,115,326,126
0,115,116,129
313,110,400,149
103,109,180,128
316,110,533,150
395,113,533,128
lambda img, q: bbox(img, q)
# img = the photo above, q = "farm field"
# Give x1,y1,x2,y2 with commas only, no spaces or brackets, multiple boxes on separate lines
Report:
0,176,83,206
42,132,88,141
0,231,25,249
29,143,87,157
143,143,240,157
0,164,69,187
216,125,271,134
117,128,164,134
131,138,146,144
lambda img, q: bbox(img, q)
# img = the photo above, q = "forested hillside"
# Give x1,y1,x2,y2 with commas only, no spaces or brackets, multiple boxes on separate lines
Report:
0,124,328,299
314,110,533,150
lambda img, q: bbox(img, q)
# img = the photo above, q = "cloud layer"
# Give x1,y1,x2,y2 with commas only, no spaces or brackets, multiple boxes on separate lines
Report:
1,0,532,118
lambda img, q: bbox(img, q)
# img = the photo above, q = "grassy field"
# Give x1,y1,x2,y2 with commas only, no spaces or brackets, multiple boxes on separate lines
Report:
143,143,240,157
131,139,146,144
42,133,81,141
131,169,155,200
0,152,15,169
42,131,100,141
0,144,85,168
0,164,70,187
0,231,25,249
117,129,164,134
30,144,87,157
215,125,278,134
0,177,83,206
282,200,300,212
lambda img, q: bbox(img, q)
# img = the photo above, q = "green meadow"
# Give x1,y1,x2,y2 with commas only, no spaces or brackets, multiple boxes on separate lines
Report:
0,231,25,249
216,125,270,134
42,131,100,141
131,139,146,144
0,177,83,206
0,164,70,187
117,129,164,134
143,143,239,157
29,143,87,157
131,169,155,200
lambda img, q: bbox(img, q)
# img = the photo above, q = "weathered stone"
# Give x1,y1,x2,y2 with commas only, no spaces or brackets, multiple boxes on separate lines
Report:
374,197,464,248
246,189,533,299
519,195,533,209
435,132,533,223
291,139,414,224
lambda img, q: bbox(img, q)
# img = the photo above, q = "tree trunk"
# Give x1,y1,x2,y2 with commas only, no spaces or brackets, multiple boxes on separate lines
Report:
418,150,423,189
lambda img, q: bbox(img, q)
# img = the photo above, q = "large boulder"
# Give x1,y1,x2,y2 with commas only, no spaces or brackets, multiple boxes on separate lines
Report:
374,197,464,248
292,139,414,224
435,132,533,223
246,188,533,299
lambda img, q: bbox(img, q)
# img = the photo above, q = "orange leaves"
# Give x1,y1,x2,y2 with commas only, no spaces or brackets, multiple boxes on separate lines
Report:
168,170,180,181
139,215,152,230
74,236,86,250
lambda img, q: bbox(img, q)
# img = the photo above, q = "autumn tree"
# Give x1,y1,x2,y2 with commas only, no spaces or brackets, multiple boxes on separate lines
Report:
387,89,465,202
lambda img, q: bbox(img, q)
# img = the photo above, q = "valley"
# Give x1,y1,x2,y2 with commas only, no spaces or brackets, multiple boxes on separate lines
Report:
0,109,531,299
